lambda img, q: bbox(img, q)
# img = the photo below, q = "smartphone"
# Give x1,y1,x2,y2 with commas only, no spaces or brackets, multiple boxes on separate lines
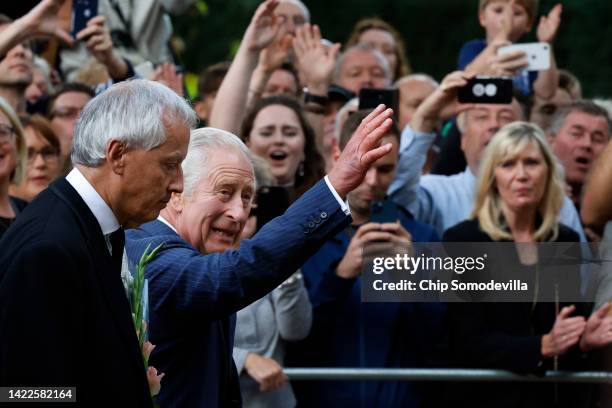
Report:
255,187,290,232
358,88,399,117
457,77,513,104
370,200,400,224
71,0,98,38
497,42,551,71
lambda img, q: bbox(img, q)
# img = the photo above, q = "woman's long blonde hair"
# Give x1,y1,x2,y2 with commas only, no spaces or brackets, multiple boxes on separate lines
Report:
472,122,564,241
0,97,26,185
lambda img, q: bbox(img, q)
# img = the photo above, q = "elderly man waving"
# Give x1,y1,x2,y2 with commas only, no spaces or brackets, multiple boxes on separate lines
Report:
125,103,395,407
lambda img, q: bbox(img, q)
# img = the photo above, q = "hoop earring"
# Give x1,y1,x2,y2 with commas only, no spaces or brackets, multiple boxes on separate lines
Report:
298,161,305,177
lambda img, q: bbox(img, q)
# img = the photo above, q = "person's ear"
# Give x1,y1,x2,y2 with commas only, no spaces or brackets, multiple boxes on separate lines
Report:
546,132,555,146
194,100,208,122
331,138,341,163
478,8,488,28
107,139,128,175
168,192,185,213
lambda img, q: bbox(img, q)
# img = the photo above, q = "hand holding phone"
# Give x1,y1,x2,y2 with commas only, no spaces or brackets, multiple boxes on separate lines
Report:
497,42,551,71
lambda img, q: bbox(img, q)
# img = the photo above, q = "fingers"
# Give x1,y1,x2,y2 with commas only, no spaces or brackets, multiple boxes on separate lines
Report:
257,0,279,19
361,141,393,168
381,222,413,240
356,222,384,238
329,42,341,60
594,302,611,319
359,106,393,138
76,25,101,41
558,305,576,319
359,231,395,244
360,114,394,152
440,71,472,93
54,28,74,46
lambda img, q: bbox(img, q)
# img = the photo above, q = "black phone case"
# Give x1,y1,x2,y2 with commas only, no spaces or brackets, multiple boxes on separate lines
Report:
457,77,513,104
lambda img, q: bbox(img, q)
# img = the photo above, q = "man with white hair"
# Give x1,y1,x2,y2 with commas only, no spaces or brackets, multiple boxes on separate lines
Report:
0,79,197,406
275,0,310,35
332,44,392,95
395,73,439,130
125,104,395,407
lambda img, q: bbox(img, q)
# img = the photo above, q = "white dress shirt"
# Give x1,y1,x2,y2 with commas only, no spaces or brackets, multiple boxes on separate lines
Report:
66,168,120,254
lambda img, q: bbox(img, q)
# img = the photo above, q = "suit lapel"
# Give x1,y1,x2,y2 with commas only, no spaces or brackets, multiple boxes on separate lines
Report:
50,179,148,386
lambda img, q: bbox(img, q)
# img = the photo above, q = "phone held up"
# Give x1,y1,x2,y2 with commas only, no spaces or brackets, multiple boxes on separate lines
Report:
497,42,551,72
71,0,98,38
370,200,400,224
358,88,399,119
457,76,513,104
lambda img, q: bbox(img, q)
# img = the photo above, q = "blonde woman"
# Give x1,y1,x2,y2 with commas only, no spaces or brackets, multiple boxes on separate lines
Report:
443,122,612,408
0,97,26,238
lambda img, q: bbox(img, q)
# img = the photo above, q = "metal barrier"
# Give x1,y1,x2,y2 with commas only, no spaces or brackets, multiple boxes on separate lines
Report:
284,368,612,384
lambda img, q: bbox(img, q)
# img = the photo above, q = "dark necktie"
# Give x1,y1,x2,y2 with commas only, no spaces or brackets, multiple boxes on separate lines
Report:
109,228,125,275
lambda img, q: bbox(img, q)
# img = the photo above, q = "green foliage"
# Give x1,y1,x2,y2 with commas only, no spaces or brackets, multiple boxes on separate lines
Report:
173,0,612,97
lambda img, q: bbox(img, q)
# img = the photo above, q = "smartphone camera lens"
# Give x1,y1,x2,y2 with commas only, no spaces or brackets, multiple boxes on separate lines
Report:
473,83,485,97
485,84,497,97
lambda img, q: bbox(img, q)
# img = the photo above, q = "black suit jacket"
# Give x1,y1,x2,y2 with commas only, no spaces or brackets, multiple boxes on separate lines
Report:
0,178,152,407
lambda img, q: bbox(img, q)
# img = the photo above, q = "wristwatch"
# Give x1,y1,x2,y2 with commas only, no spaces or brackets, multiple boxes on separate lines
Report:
303,88,329,114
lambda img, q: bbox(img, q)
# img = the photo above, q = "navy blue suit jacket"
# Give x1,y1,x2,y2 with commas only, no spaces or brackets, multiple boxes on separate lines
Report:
288,205,448,407
125,179,351,407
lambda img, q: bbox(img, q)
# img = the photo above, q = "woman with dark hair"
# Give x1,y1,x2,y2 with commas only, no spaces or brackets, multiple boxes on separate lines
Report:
10,115,61,202
0,97,27,238
345,17,412,81
241,95,325,201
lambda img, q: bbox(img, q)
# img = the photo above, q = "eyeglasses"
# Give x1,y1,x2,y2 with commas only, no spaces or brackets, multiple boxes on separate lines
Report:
0,124,15,142
27,147,60,164
50,107,83,120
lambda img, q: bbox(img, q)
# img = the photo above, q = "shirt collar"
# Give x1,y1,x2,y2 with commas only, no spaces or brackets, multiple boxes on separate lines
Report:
462,166,477,186
157,215,178,234
66,167,120,236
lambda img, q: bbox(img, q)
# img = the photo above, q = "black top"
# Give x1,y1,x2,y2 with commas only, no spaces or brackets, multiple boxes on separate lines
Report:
0,196,28,239
442,219,590,408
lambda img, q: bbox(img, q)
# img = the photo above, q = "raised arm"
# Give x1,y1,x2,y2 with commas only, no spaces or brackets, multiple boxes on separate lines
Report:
293,23,341,151
0,0,72,56
128,106,395,317
581,140,612,229
532,4,562,100
209,0,282,134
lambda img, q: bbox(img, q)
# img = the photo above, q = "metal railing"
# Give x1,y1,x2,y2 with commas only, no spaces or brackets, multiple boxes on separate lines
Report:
284,368,612,384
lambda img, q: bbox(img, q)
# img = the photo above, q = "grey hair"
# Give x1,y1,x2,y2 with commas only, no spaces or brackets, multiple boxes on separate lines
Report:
593,98,612,122
72,79,197,166
181,127,255,197
279,0,310,22
333,44,392,84
32,56,54,94
394,73,439,88
333,97,359,142
549,99,612,137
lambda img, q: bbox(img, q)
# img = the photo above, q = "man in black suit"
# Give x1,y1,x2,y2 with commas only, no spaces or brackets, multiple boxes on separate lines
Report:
0,79,197,406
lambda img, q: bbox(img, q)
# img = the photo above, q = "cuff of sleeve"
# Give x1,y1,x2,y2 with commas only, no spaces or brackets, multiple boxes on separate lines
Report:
233,348,250,374
324,175,350,216
322,269,357,294
400,124,436,152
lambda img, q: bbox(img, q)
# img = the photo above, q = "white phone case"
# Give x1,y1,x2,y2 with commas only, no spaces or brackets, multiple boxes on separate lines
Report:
497,42,551,71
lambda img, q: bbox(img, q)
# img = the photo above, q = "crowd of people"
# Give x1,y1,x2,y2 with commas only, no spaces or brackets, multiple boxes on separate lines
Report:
1,0,612,407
